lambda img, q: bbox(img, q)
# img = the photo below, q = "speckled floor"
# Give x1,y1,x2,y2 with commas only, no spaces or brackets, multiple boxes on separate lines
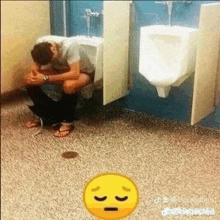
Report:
1,94,220,220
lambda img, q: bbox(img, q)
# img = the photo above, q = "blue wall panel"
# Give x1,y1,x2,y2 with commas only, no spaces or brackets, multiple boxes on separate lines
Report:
50,1,65,36
67,1,103,37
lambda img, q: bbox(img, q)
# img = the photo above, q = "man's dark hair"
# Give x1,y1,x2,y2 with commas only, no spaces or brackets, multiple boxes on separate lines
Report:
31,42,53,65
50,57,70,73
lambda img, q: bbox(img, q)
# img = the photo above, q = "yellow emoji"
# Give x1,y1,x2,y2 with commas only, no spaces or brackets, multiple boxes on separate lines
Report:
83,173,139,220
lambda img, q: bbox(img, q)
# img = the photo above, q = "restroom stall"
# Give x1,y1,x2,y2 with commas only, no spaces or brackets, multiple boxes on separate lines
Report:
51,1,133,105
68,1,134,105
121,1,219,129
50,1,220,130
191,2,220,125
103,1,133,105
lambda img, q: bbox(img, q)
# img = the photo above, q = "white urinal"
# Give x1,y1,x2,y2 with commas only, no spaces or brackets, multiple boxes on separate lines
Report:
71,36,104,98
139,25,198,98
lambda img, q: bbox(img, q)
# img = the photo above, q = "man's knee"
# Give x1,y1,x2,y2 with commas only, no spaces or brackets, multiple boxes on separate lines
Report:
63,80,77,94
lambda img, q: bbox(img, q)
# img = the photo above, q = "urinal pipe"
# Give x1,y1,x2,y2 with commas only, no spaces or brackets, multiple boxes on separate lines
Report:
63,0,67,36
155,1,173,26
83,9,102,37
155,1,192,26
167,1,173,26
87,16,90,37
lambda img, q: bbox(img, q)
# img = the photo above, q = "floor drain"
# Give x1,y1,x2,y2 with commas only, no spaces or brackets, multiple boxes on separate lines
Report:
61,151,79,159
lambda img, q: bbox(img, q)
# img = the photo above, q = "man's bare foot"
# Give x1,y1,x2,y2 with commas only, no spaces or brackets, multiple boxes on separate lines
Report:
54,124,73,138
25,119,41,128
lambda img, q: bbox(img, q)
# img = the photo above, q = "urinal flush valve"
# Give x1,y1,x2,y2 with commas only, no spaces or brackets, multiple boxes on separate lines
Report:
83,9,103,37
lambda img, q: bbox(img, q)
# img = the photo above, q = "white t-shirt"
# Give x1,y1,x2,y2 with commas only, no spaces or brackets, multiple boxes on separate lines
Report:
36,35,95,73
35,35,95,101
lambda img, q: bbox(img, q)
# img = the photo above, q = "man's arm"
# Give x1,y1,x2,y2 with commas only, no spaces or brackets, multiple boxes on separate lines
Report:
23,64,40,85
24,62,80,85
47,62,80,83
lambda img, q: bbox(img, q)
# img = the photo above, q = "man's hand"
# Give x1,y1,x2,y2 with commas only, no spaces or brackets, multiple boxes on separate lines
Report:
24,70,44,85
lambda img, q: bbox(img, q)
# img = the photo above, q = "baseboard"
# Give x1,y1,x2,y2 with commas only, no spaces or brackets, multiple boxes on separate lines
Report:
1,89,28,104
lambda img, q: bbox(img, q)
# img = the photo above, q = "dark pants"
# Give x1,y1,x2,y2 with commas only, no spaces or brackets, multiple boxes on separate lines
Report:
26,85,78,125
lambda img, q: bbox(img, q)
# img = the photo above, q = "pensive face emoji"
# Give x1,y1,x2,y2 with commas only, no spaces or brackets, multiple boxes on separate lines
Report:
83,173,139,220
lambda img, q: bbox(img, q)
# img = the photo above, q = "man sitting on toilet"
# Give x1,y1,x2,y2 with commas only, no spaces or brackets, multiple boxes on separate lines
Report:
23,35,95,137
